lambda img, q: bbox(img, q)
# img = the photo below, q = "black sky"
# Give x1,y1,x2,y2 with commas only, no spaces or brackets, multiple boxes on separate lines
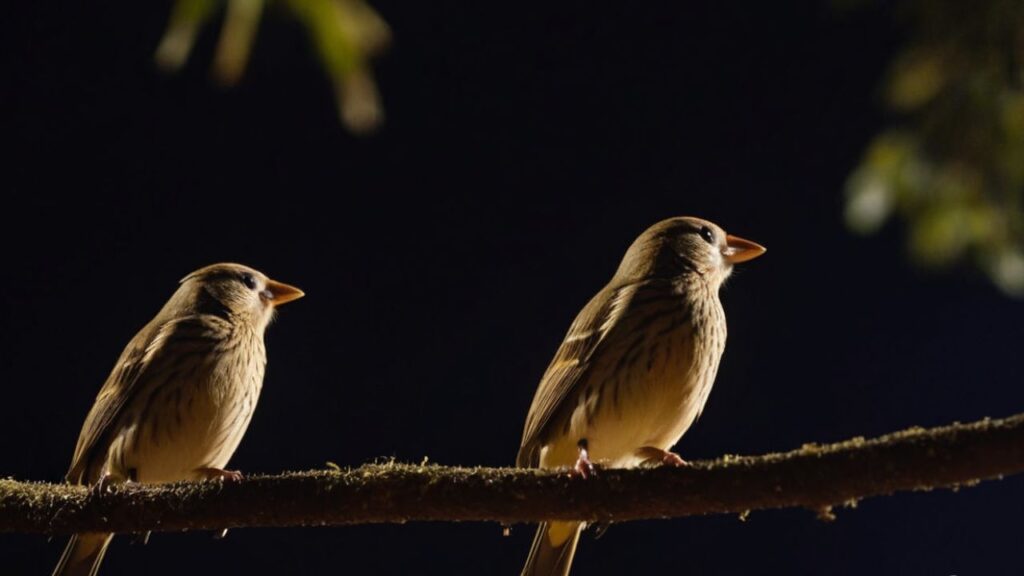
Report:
3,1,1024,574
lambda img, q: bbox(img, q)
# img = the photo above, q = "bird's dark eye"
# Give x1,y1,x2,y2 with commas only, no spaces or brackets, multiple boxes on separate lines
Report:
699,226,715,244
240,273,258,290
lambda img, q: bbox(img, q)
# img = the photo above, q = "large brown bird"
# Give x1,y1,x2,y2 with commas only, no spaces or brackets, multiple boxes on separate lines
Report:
518,217,765,576
52,263,303,576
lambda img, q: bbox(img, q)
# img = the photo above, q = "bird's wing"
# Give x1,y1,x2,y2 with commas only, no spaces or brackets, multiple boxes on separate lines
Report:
65,315,227,484
517,281,643,467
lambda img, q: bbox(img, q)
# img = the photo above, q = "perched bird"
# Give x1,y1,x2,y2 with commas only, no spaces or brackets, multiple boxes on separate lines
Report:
517,217,765,576
52,263,304,576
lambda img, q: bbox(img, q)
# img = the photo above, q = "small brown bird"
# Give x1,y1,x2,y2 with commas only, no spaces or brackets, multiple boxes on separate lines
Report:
52,263,303,576
518,217,765,576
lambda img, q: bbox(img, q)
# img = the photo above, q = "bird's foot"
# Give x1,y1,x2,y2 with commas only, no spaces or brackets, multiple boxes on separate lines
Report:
573,455,596,479
91,474,114,496
572,441,597,479
90,472,128,496
197,467,244,482
636,446,688,468
661,451,687,467
195,468,241,539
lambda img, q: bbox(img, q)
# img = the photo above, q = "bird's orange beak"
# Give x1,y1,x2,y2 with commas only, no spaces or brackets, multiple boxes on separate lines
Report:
264,279,305,306
723,234,766,264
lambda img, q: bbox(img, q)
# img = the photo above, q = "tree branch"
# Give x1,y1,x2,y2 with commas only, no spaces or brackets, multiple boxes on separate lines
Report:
4,413,1024,535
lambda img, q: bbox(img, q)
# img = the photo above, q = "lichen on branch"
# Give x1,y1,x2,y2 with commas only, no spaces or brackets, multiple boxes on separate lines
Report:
3,413,1023,535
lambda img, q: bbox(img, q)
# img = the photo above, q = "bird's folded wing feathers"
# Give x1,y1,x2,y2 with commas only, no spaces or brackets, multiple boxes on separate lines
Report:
65,315,228,483
517,282,641,467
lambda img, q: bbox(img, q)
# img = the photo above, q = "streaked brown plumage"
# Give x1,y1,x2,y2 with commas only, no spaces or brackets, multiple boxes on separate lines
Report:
518,217,765,576
52,263,303,576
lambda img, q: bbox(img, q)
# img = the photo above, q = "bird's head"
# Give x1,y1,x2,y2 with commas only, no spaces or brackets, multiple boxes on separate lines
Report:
180,263,304,331
616,216,766,289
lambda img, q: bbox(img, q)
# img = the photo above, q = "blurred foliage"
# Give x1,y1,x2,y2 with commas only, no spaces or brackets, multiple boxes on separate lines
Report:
844,0,1024,296
154,0,390,133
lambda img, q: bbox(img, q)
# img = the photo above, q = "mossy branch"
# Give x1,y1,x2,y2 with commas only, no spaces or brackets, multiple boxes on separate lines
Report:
3,413,1024,535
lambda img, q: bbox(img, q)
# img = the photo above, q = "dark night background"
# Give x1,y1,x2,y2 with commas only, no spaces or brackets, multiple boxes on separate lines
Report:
3,1,1023,574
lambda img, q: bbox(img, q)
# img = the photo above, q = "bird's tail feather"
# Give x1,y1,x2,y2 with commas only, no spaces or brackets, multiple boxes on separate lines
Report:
52,532,113,576
521,521,582,576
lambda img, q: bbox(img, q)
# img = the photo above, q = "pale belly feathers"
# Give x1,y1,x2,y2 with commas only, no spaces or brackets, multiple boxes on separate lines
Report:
103,350,265,483
540,302,724,470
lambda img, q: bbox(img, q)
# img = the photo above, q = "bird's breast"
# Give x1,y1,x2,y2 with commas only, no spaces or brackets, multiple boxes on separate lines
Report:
110,335,267,483
542,292,726,469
